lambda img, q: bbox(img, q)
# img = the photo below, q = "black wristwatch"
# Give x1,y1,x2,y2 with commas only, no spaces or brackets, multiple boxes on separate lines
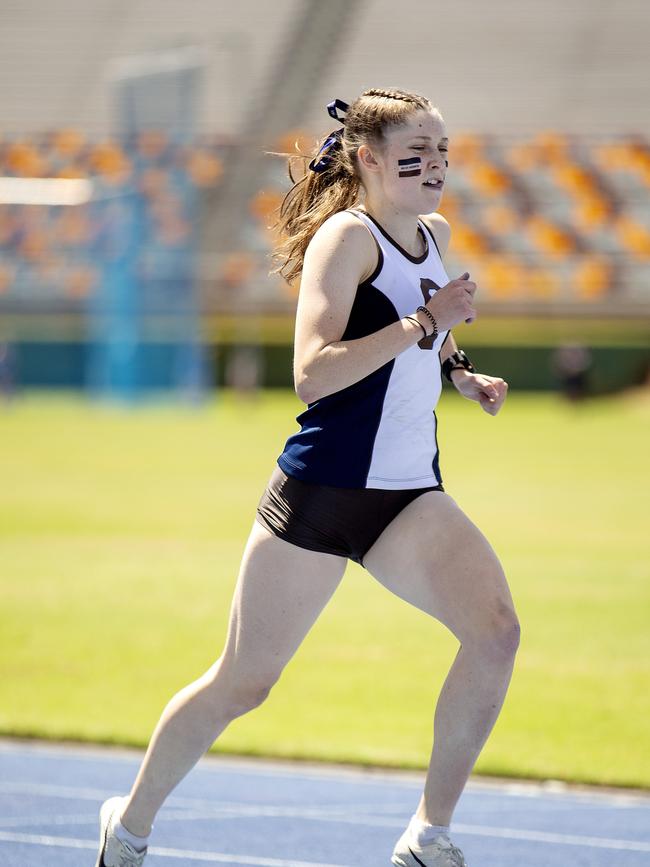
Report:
442,349,476,383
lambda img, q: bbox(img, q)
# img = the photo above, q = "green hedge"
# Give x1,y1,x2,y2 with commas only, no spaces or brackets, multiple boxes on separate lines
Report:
8,341,650,393
221,343,649,394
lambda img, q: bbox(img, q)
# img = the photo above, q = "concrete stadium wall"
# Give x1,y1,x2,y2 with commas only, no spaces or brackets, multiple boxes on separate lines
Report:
310,0,650,136
0,0,300,137
1,0,649,137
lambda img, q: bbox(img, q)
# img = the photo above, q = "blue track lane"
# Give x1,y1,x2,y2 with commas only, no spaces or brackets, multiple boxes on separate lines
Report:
1,741,649,866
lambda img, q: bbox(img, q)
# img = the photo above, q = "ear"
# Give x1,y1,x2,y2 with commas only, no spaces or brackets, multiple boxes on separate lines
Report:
357,143,382,174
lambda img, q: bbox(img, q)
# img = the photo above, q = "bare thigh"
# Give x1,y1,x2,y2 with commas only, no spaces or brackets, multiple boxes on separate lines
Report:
217,519,347,691
362,492,519,646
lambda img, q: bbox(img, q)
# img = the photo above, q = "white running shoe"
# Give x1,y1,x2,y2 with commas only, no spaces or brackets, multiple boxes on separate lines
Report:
95,796,147,867
391,828,468,867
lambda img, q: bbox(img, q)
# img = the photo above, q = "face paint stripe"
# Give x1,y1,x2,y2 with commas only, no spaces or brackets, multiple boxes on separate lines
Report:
398,156,422,177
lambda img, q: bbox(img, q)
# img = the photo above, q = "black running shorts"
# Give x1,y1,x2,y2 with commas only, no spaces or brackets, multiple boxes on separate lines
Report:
256,465,445,568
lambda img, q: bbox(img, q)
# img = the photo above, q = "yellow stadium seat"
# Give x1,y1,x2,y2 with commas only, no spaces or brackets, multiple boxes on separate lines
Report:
534,131,570,163
591,141,634,172
437,191,460,220
553,162,598,198
571,194,610,230
469,161,511,195
573,254,613,299
590,138,650,188
444,132,485,168
628,143,650,187
55,164,88,180
275,129,315,156
88,142,132,184
250,188,284,223
51,129,86,159
5,141,49,177
449,221,490,256
504,141,539,172
527,265,561,299
613,215,650,257
525,215,576,257
480,253,527,298
185,149,223,186
482,203,519,235
18,228,49,261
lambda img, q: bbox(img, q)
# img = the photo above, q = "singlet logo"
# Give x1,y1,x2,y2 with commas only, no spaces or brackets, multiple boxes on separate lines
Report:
417,278,441,350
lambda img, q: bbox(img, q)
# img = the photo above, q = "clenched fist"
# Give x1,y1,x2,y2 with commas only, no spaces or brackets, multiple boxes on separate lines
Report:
427,272,477,331
451,370,509,415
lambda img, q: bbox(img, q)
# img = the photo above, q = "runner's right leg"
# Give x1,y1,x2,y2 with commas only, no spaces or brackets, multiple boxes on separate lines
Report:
120,520,347,837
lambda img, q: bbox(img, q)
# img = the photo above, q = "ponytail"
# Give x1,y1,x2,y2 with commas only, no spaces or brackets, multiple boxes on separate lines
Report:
269,160,360,286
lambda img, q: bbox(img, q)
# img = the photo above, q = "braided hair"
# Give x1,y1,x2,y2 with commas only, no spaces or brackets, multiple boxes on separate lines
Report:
362,87,431,108
269,87,440,285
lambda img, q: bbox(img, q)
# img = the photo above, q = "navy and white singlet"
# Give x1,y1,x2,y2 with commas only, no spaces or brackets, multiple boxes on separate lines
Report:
277,208,451,490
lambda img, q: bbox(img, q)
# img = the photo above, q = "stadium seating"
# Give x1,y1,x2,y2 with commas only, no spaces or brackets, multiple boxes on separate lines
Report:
0,129,648,309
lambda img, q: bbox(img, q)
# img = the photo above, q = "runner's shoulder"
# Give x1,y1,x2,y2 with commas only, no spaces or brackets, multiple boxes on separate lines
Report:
306,209,378,283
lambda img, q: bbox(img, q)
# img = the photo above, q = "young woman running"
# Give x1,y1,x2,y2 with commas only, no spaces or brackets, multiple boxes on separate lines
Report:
95,87,519,867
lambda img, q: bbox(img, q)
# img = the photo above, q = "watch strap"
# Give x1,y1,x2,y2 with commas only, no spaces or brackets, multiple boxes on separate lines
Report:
442,349,476,382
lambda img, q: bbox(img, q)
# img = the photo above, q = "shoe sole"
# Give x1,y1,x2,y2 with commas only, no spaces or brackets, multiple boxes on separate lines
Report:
95,798,118,867
392,854,416,867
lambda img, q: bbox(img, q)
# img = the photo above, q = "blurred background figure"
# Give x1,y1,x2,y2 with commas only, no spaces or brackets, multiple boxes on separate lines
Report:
551,341,593,401
224,344,263,400
0,342,17,403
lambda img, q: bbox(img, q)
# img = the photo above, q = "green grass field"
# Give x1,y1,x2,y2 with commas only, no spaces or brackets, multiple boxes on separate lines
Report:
1,388,648,789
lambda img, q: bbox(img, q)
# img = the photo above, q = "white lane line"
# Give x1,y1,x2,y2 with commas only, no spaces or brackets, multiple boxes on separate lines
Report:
0,806,649,854
0,785,395,817
0,782,375,813
0,814,98,828
0,782,306,810
0,832,350,866
3,742,649,806
0,806,389,829
149,811,650,853
0,781,251,810
452,822,650,852
0,781,112,802
1,774,648,812
164,811,650,852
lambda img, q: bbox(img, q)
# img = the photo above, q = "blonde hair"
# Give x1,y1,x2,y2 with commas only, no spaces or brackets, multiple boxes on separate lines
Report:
269,87,438,285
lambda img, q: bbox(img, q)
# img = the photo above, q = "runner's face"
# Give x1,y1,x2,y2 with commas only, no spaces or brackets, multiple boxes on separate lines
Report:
380,110,448,212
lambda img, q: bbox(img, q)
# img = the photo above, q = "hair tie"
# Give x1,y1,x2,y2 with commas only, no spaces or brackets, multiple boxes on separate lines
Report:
308,128,344,173
326,98,349,123
307,99,349,174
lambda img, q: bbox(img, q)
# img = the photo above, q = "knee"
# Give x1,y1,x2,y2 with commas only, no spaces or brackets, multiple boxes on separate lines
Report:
228,680,276,717
493,614,521,657
467,606,521,659
207,668,280,719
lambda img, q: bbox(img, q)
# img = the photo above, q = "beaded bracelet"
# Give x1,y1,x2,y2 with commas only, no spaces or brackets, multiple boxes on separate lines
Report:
416,305,438,340
404,315,427,340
